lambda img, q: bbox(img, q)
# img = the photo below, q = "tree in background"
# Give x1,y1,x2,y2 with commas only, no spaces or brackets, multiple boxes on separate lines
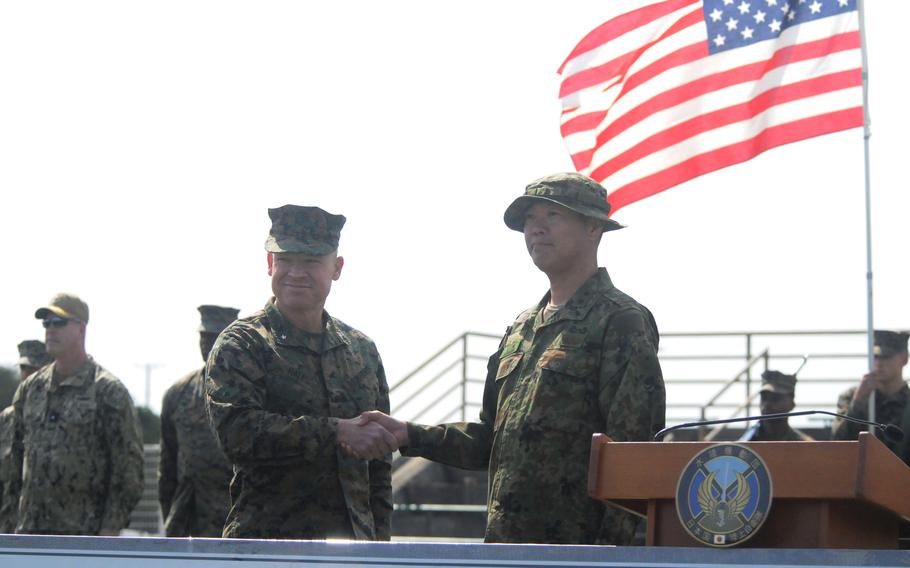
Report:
136,406,161,444
0,365,18,408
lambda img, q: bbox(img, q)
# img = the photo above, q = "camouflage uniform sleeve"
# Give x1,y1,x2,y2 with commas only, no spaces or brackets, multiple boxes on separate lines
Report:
598,309,666,442
158,384,179,520
0,382,27,530
831,387,862,440
369,357,393,541
98,379,145,532
205,330,338,464
401,348,500,470
596,308,665,545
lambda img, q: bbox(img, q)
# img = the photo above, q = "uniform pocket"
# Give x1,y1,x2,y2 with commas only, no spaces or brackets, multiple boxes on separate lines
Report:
23,393,46,423
495,352,523,382
538,348,596,380
62,396,97,424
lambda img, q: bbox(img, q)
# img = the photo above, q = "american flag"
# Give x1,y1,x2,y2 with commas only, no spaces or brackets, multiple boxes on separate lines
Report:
558,0,863,214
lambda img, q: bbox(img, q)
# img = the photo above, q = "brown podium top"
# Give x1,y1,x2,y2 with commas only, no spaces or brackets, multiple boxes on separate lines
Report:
588,432,910,519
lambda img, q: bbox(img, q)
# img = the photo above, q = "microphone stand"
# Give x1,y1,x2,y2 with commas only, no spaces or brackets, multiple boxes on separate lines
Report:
654,410,904,442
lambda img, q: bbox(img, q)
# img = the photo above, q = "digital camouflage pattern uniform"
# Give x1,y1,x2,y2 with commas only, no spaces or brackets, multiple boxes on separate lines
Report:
205,203,391,540
2,357,144,534
404,268,666,544
0,407,15,533
159,305,239,537
159,368,234,536
739,370,813,442
205,300,392,539
831,330,910,467
832,384,910,465
0,340,53,533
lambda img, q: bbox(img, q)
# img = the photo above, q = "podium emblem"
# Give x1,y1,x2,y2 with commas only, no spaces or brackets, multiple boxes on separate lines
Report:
675,443,772,547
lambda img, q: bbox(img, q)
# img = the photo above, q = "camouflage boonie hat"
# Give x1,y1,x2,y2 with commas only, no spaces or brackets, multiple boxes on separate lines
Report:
34,292,89,323
198,305,240,334
873,330,910,358
759,370,796,395
503,172,624,233
264,205,346,256
17,340,53,367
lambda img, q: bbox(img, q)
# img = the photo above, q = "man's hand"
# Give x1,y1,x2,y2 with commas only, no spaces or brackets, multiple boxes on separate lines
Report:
852,372,879,404
357,411,409,447
337,417,398,460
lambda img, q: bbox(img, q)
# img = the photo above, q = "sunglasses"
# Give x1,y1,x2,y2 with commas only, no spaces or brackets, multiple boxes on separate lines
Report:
42,317,78,329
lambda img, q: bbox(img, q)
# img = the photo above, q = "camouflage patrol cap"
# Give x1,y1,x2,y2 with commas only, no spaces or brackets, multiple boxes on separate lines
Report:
759,370,796,395
873,330,910,358
198,305,240,334
265,205,346,256
17,340,53,367
503,172,624,232
34,292,89,323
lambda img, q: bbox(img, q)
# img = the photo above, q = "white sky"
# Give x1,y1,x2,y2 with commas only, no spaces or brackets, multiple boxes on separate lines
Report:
0,1,906,414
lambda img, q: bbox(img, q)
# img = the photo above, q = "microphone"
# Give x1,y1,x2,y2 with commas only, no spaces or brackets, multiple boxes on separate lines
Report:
654,410,904,443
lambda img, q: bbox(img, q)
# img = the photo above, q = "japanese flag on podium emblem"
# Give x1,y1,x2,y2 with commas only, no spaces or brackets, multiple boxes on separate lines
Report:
558,0,864,214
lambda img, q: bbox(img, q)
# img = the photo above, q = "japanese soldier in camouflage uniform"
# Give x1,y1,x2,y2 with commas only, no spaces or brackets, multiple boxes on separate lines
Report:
738,370,813,442
360,173,666,544
832,330,910,465
159,304,239,536
1,294,144,535
1,340,53,532
205,205,396,540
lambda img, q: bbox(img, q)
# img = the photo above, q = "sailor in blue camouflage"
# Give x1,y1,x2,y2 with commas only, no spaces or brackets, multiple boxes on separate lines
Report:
205,205,393,540
0,340,53,532
2,294,143,535
394,173,666,544
159,305,239,537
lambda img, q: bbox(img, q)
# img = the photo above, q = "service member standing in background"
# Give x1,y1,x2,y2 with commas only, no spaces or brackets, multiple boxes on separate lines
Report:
832,330,910,465
0,340,54,532
15,341,54,381
358,173,666,544
739,370,813,441
1,294,143,535
206,205,396,540
159,305,239,537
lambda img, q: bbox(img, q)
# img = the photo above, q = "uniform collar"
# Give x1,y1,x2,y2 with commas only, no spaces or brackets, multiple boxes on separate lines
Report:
265,299,350,351
51,356,96,388
878,382,910,405
535,268,614,325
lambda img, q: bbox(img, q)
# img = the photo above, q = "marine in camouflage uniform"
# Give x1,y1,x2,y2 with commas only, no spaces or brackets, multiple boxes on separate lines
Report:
1,294,143,535
206,205,393,540
372,173,666,544
832,330,910,466
739,370,813,442
159,305,239,537
0,340,53,533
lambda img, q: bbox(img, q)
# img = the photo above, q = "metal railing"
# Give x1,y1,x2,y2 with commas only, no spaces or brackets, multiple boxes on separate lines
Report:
389,331,499,425
388,329,884,432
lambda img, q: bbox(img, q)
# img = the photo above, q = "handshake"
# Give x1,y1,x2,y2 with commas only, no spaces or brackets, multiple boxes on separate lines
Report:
337,411,410,460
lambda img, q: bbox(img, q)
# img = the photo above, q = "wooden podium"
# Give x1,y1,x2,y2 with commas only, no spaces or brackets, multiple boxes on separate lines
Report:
588,432,910,548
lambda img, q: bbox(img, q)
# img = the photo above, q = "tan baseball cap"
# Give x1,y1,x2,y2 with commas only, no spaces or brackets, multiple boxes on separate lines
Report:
34,293,89,323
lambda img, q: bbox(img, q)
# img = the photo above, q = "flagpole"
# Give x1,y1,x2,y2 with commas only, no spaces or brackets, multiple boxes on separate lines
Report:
857,0,875,427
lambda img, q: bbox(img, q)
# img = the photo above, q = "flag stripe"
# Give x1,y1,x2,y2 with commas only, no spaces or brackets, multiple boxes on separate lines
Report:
560,5,705,109
589,68,862,182
586,31,861,159
606,107,864,211
605,86,862,191
559,8,705,99
557,0,699,75
585,36,862,167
